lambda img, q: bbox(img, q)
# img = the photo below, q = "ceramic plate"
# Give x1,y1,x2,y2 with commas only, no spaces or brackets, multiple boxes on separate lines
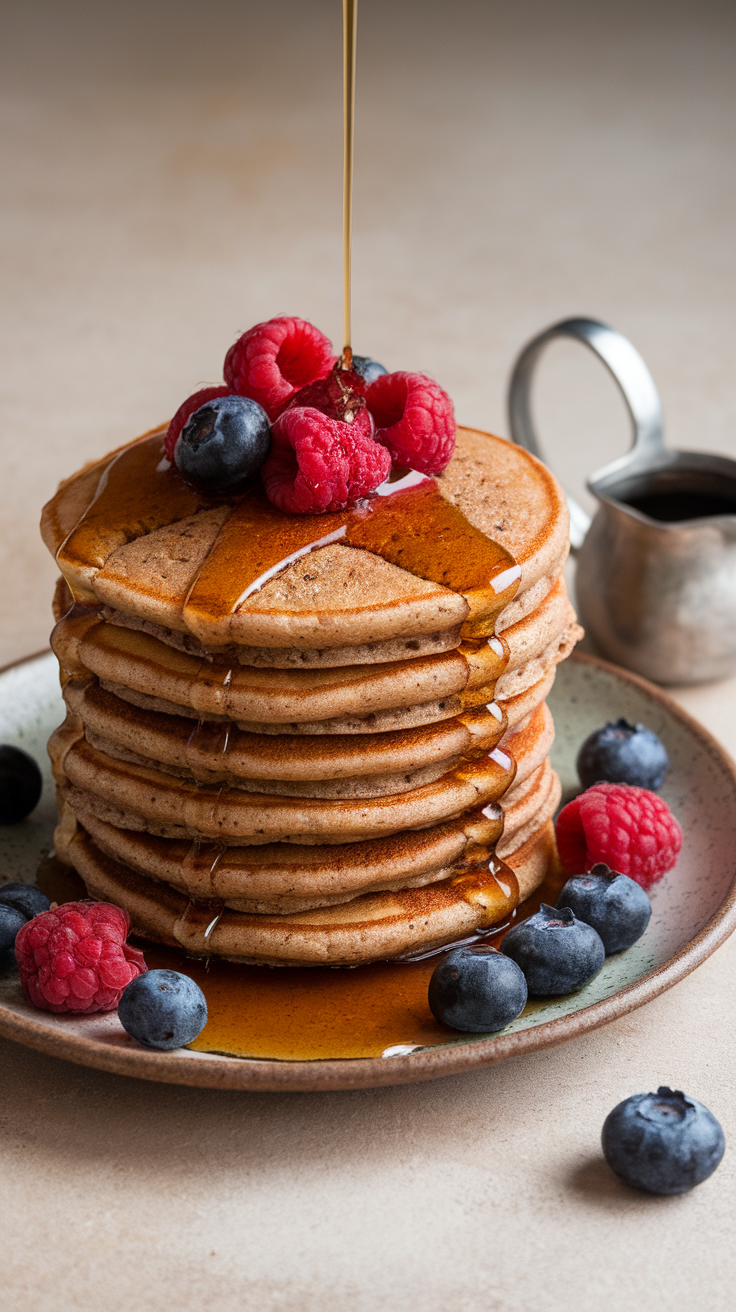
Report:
1,650,735,1091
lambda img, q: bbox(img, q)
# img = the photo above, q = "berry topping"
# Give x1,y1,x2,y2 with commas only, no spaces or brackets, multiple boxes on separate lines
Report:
556,782,682,889
0,904,27,955
174,395,271,493
224,316,336,421
0,745,42,824
118,968,207,1050
556,864,652,954
366,371,456,475
285,363,367,421
164,386,229,461
262,394,390,514
577,718,670,791
352,354,388,384
428,944,527,1033
15,900,147,1014
0,882,51,921
602,1087,725,1194
501,903,605,996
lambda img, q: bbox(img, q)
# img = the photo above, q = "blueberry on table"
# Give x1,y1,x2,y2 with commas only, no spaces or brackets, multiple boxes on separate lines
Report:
577,718,669,791
501,903,605,996
352,355,388,384
0,745,43,824
0,904,27,954
556,864,651,954
428,945,527,1032
174,395,271,493
0,882,51,920
118,969,207,1050
602,1087,725,1194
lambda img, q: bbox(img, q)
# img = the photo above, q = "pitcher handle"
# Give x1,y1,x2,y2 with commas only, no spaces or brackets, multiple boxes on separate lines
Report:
507,317,665,550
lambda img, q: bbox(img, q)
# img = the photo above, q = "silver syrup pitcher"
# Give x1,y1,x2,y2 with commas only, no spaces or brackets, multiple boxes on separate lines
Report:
507,317,736,685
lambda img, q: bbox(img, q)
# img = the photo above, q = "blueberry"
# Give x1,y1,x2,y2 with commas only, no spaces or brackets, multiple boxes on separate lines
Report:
602,1086,725,1194
118,968,207,1050
174,395,271,493
428,945,527,1032
0,745,43,824
0,882,51,920
556,864,651,954
577,718,669,791
352,355,388,385
500,903,605,996
0,903,27,954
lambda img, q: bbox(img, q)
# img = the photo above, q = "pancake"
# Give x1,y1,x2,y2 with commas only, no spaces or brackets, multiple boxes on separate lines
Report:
51,575,579,727
52,696,552,841
63,680,506,786
65,817,558,966
59,758,559,915
56,795,507,909
41,427,569,650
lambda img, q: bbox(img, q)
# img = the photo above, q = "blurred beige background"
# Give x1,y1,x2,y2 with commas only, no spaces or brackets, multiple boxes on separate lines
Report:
1,2,735,1309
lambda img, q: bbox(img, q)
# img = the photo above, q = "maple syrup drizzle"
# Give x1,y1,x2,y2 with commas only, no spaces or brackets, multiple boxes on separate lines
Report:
56,435,207,600
342,0,358,359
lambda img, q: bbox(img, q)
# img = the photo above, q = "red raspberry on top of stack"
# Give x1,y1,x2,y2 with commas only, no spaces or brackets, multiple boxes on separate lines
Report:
15,900,147,1014
165,316,457,514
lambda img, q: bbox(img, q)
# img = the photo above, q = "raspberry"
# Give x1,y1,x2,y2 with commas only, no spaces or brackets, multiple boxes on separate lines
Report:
14,900,147,1014
262,404,390,514
164,386,229,461
285,365,367,420
366,371,456,474
556,782,682,889
224,317,336,421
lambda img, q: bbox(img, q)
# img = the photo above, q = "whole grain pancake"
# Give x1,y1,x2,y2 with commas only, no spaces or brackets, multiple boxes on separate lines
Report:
64,679,506,785
60,760,558,914
52,734,516,844
42,427,569,651
66,686,551,806
52,699,551,847
57,796,506,910
94,661,558,740
50,575,578,726
66,818,558,965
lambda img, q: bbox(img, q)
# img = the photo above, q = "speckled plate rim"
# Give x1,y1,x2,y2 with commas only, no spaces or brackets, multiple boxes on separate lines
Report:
1,648,736,1093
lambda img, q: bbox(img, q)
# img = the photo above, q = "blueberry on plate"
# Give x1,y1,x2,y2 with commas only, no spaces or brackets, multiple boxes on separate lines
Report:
602,1086,725,1194
174,395,271,493
577,717,669,791
0,882,51,921
428,945,527,1032
501,903,605,996
0,745,43,824
0,903,27,954
352,354,388,385
556,864,651,954
118,969,207,1050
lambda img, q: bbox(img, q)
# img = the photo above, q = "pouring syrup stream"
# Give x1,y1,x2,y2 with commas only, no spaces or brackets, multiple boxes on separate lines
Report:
342,0,358,369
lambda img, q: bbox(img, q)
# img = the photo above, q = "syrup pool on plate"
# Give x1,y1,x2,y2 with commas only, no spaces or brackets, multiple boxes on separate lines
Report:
36,851,566,1062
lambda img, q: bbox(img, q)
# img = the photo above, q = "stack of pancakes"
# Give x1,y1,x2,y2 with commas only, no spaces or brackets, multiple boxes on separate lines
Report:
42,425,581,966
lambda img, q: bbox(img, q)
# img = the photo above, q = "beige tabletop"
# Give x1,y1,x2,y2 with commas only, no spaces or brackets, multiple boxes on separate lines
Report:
1,2,735,1308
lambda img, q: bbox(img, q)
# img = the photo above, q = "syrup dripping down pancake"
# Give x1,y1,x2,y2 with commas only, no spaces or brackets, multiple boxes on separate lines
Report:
66,817,558,966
